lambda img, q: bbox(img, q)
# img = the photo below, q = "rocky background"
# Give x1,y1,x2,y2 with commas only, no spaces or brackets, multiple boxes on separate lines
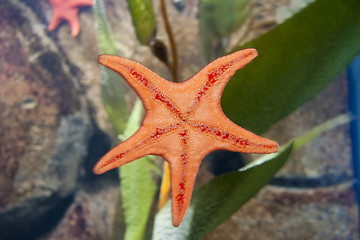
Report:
0,0,357,239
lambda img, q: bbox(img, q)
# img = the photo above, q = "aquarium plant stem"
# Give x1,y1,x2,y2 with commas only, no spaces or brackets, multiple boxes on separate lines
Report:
160,0,178,83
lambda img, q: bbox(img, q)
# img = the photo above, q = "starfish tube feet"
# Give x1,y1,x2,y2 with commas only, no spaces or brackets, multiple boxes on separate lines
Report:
93,48,279,226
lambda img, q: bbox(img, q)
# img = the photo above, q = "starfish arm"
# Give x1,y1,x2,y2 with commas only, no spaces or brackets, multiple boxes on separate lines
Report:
188,117,279,154
192,48,258,95
98,55,183,116
93,127,152,175
183,48,258,115
48,13,62,31
167,156,202,227
66,10,81,37
93,122,182,174
161,127,206,227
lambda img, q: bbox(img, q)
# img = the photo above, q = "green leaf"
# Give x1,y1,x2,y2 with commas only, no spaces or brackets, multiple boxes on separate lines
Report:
127,0,157,45
120,157,156,240
275,0,314,23
121,99,157,240
118,98,143,140
152,144,293,240
222,0,360,134
94,0,130,134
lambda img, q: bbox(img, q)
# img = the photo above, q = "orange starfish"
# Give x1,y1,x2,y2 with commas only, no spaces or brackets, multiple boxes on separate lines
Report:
93,48,279,226
47,0,93,37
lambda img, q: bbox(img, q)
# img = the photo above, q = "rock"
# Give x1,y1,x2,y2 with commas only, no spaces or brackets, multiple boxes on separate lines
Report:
0,1,92,239
40,186,119,240
0,113,91,240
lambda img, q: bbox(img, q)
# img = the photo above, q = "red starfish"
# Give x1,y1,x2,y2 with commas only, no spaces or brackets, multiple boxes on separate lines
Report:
93,48,279,226
47,0,93,37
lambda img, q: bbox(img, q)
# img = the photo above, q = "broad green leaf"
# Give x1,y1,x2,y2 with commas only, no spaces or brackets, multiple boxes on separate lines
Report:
127,0,157,45
275,0,314,23
222,0,360,134
199,0,251,60
152,144,293,240
94,0,130,133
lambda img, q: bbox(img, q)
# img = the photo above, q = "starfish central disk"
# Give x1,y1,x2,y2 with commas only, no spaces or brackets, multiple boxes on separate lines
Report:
93,48,279,226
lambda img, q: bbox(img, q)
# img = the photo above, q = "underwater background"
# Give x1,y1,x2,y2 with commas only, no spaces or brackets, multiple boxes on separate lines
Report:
0,0,358,239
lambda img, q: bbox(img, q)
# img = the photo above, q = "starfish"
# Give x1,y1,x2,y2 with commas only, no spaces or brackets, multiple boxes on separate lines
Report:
47,0,93,37
93,48,279,226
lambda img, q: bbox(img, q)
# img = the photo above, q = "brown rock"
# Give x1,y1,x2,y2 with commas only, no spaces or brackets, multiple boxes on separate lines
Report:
0,1,92,239
40,185,119,240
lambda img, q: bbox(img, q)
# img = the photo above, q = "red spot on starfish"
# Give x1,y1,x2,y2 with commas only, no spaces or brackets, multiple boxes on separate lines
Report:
47,0,93,37
93,48,279,226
